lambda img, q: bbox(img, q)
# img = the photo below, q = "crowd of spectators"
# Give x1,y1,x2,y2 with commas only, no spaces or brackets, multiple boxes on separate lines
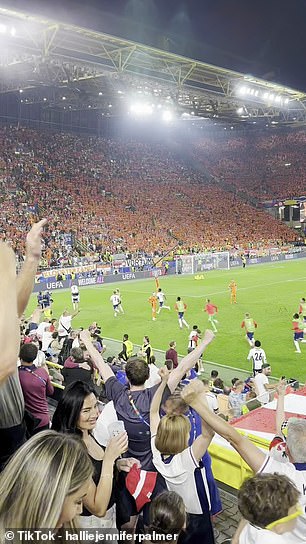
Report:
193,130,306,201
0,220,306,544
0,125,303,266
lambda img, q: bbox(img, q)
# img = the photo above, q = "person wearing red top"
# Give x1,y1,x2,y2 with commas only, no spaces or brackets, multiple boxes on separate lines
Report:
292,313,306,353
204,299,218,333
165,341,178,369
18,343,54,434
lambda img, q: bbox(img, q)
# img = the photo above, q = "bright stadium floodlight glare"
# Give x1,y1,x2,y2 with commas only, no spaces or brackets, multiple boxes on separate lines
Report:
129,102,153,116
10,27,16,37
162,110,173,122
237,107,244,115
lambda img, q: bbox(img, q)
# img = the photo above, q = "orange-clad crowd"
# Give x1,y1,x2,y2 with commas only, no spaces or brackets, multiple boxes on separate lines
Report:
0,125,303,264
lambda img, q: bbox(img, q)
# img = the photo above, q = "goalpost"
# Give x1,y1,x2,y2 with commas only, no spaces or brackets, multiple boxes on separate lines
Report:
175,251,230,274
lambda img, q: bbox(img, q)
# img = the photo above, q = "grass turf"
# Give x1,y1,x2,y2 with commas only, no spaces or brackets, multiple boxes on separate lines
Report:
28,259,306,381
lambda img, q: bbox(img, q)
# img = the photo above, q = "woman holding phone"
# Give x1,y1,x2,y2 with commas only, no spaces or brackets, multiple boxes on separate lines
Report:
52,381,139,528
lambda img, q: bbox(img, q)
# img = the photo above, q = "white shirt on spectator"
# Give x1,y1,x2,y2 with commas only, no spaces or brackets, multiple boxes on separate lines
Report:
205,392,219,413
145,364,161,389
254,373,269,404
58,315,72,336
259,455,306,543
151,436,211,514
239,523,289,544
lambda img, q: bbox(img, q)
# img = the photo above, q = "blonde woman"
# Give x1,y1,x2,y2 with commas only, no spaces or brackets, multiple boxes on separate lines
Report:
150,368,215,544
0,431,93,534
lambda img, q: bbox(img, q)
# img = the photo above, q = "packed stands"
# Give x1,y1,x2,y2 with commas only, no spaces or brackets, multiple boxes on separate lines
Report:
0,125,303,265
194,130,306,201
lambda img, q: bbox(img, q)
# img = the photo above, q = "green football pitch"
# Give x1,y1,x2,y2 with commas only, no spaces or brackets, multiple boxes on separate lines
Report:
28,259,306,381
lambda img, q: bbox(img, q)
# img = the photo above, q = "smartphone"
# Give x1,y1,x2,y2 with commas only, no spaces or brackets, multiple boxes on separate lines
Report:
108,420,125,437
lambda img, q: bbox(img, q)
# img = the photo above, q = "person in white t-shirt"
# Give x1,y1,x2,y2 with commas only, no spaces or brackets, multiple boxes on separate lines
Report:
254,364,275,404
247,340,267,375
181,379,306,544
150,368,215,544
202,379,219,413
156,288,170,314
71,284,80,311
110,292,120,317
145,356,161,389
233,473,301,544
58,309,80,339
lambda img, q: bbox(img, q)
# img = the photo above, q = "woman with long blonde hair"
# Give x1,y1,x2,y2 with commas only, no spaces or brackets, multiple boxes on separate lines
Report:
150,368,215,544
0,431,93,533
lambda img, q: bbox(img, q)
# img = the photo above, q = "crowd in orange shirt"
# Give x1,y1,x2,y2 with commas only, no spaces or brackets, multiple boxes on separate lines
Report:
0,125,303,264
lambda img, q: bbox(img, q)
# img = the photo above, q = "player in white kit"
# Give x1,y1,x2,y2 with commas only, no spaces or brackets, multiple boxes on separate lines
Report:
71,284,80,311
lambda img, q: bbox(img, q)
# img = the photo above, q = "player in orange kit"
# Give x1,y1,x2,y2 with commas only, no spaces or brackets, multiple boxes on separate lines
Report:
228,280,237,304
148,293,158,321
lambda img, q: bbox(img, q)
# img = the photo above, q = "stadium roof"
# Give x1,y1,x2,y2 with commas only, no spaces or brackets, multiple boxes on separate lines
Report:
1,7,306,127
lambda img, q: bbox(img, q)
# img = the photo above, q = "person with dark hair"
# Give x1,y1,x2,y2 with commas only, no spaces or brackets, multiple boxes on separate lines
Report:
247,340,267,375
18,343,54,434
51,381,133,529
209,370,218,388
149,491,186,543
165,341,178,369
141,336,153,365
79,328,215,530
118,334,134,362
145,356,161,389
62,348,94,387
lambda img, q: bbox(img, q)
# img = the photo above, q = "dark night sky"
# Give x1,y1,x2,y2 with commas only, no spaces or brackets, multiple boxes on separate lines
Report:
4,0,306,91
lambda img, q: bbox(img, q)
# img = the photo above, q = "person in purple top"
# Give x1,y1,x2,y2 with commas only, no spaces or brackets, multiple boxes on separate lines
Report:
18,343,54,434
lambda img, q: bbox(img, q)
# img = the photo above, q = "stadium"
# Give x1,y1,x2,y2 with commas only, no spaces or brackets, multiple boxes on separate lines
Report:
1,3,306,543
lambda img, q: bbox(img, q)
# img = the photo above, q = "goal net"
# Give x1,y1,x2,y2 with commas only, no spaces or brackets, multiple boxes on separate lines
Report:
176,252,230,274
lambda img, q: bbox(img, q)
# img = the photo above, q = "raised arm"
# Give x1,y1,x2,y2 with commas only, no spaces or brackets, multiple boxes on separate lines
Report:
0,244,20,383
167,329,215,393
181,380,266,473
16,219,47,317
150,367,170,434
275,380,286,436
84,432,128,517
79,330,114,382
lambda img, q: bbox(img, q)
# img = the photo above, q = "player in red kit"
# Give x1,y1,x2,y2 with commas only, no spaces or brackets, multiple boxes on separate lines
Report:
204,299,218,332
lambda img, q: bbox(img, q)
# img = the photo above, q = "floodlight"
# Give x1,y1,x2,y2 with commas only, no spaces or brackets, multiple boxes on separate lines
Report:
162,110,173,122
238,86,247,95
237,107,244,115
98,92,103,96
263,92,269,100
284,98,289,105
19,89,23,93
62,96,66,100
10,27,16,37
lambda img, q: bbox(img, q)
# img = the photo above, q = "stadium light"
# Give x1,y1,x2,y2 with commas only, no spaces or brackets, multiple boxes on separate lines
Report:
162,110,173,122
129,102,153,116
237,107,244,115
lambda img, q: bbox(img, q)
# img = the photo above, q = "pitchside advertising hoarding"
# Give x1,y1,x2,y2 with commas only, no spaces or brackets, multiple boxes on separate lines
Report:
33,268,164,292
32,252,306,292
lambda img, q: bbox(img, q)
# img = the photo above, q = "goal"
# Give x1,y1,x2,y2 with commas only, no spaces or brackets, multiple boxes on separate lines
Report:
176,252,230,274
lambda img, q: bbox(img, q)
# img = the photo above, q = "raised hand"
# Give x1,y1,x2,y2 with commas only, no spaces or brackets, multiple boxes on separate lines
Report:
26,218,47,260
181,379,205,405
158,366,170,381
105,431,129,461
